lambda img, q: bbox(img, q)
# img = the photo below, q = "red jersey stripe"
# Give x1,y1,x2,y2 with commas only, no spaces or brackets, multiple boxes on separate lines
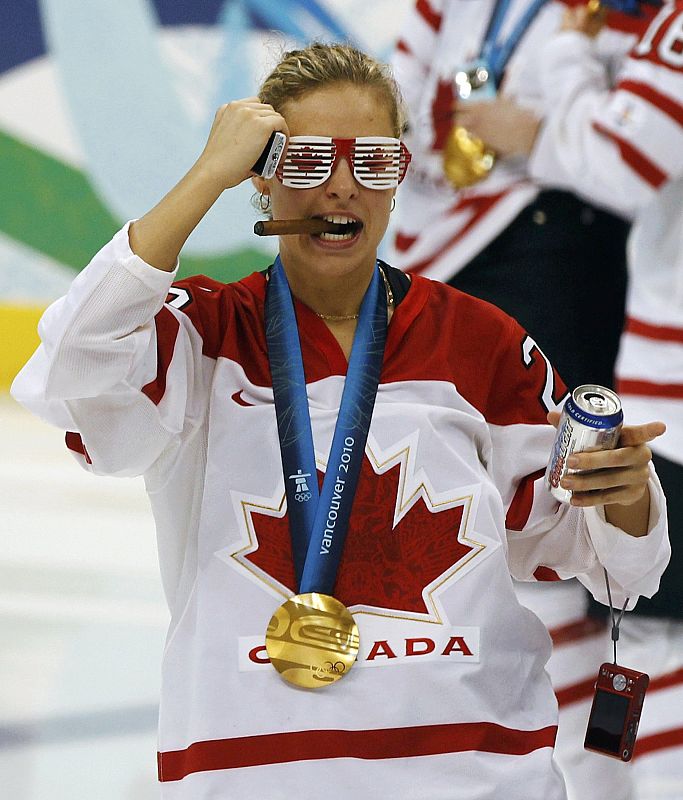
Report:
625,316,683,343
415,0,442,32
394,231,418,253
592,121,667,188
142,307,180,405
157,722,558,782
618,79,683,128
617,378,683,400
556,668,683,709
396,38,412,56
506,469,546,531
649,667,683,693
548,616,606,647
635,727,683,758
555,677,595,707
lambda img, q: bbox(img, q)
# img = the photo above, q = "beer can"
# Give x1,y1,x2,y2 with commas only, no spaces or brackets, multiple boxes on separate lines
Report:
545,385,624,504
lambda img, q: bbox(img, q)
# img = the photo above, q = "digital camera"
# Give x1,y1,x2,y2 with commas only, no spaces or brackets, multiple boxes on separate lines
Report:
584,662,649,761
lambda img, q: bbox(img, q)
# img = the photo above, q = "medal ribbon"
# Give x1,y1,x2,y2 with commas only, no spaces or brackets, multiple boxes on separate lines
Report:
265,256,387,594
480,0,548,85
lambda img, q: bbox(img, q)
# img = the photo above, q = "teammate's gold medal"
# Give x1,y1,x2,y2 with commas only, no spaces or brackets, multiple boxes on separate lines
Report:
443,125,496,188
265,592,359,689
443,61,496,188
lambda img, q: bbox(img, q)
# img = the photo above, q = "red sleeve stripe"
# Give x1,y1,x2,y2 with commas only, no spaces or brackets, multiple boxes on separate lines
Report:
65,432,92,465
618,79,683,128
616,378,683,400
635,727,683,758
533,566,562,582
415,0,442,32
592,121,667,188
506,469,546,531
157,722,557,781
625,316,683,343
142,307,180,406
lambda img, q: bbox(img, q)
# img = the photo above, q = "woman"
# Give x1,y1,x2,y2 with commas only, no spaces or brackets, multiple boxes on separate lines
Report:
12,43,668,799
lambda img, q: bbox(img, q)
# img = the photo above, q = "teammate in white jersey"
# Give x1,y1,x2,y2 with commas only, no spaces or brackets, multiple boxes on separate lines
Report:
388,0,659,391
462,2,683,796
11,43,670,800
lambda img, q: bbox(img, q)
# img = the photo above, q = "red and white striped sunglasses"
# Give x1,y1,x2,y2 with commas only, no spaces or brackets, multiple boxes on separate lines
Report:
276,136,412,190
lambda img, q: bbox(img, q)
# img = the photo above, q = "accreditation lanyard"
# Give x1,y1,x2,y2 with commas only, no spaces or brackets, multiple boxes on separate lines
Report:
480,0,548,85
264,256,387,595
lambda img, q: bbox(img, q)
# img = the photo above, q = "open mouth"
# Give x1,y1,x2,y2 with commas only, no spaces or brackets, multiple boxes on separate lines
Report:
315,214,364,241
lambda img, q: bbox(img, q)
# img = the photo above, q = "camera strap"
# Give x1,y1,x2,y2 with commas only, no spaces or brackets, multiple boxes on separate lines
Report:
603,568,629,665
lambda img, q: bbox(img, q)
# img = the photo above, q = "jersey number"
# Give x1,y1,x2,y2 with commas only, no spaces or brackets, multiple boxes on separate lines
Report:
521,335,567,414
634,7,683,68
166,287,192,310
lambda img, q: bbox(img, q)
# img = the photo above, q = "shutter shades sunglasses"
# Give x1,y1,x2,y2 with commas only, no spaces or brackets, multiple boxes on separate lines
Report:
276,136,412,190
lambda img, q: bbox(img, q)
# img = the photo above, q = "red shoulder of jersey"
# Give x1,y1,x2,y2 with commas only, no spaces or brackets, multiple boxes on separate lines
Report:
162,272,268,362
388,278,567,427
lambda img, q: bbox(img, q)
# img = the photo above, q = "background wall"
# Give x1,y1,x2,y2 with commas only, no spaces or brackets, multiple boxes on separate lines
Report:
0,0,412,388
0,2,412,798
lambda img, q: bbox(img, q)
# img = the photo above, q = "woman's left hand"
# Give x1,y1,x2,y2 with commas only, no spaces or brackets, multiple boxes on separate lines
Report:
547,412,666,536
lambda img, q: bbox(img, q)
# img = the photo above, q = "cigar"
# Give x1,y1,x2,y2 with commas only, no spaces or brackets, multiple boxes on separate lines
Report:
253,219,348,236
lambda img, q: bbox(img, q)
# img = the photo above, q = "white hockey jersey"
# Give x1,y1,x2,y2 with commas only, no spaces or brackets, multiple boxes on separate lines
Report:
390,0,660,281
11,225,669,799
528,1,683,466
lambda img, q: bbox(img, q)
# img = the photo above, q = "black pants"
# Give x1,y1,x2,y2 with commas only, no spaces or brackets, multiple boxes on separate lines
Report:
448,190,630,392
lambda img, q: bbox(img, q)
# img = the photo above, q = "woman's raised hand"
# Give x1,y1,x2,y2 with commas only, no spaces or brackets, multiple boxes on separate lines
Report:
196,97,289,191
129,98,288,270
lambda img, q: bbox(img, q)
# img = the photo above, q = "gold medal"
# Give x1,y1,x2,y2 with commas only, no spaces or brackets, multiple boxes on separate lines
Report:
265,592,359,689
443,125,496,188
444,61,497,188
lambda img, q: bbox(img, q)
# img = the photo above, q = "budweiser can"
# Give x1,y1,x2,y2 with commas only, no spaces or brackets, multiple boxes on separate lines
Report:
545,385,623,504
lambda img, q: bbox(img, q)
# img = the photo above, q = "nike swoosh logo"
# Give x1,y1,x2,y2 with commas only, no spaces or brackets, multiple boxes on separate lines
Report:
231,390,255,407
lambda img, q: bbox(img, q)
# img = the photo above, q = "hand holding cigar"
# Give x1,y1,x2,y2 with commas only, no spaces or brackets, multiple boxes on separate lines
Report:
254,219,350,236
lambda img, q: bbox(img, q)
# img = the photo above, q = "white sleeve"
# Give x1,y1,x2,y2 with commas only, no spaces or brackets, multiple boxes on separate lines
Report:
528,9,683,218
11,223,209,477
505,464,670,610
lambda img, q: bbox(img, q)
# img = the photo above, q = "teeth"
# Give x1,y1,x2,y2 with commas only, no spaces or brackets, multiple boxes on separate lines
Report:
319,231,355,241
322,214,357,225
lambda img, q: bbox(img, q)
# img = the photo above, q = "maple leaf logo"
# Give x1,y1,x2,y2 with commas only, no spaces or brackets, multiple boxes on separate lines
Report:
231,438,487,622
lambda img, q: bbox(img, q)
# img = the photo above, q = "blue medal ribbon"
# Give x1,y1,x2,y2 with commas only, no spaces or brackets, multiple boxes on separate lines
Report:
265,256,387,595
480,0,548,86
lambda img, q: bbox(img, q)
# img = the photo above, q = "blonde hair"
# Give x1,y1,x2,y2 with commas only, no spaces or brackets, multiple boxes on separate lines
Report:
258,42,406,137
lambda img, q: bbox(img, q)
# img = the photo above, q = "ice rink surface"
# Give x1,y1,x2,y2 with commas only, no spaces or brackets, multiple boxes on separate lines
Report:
0,394,168,799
